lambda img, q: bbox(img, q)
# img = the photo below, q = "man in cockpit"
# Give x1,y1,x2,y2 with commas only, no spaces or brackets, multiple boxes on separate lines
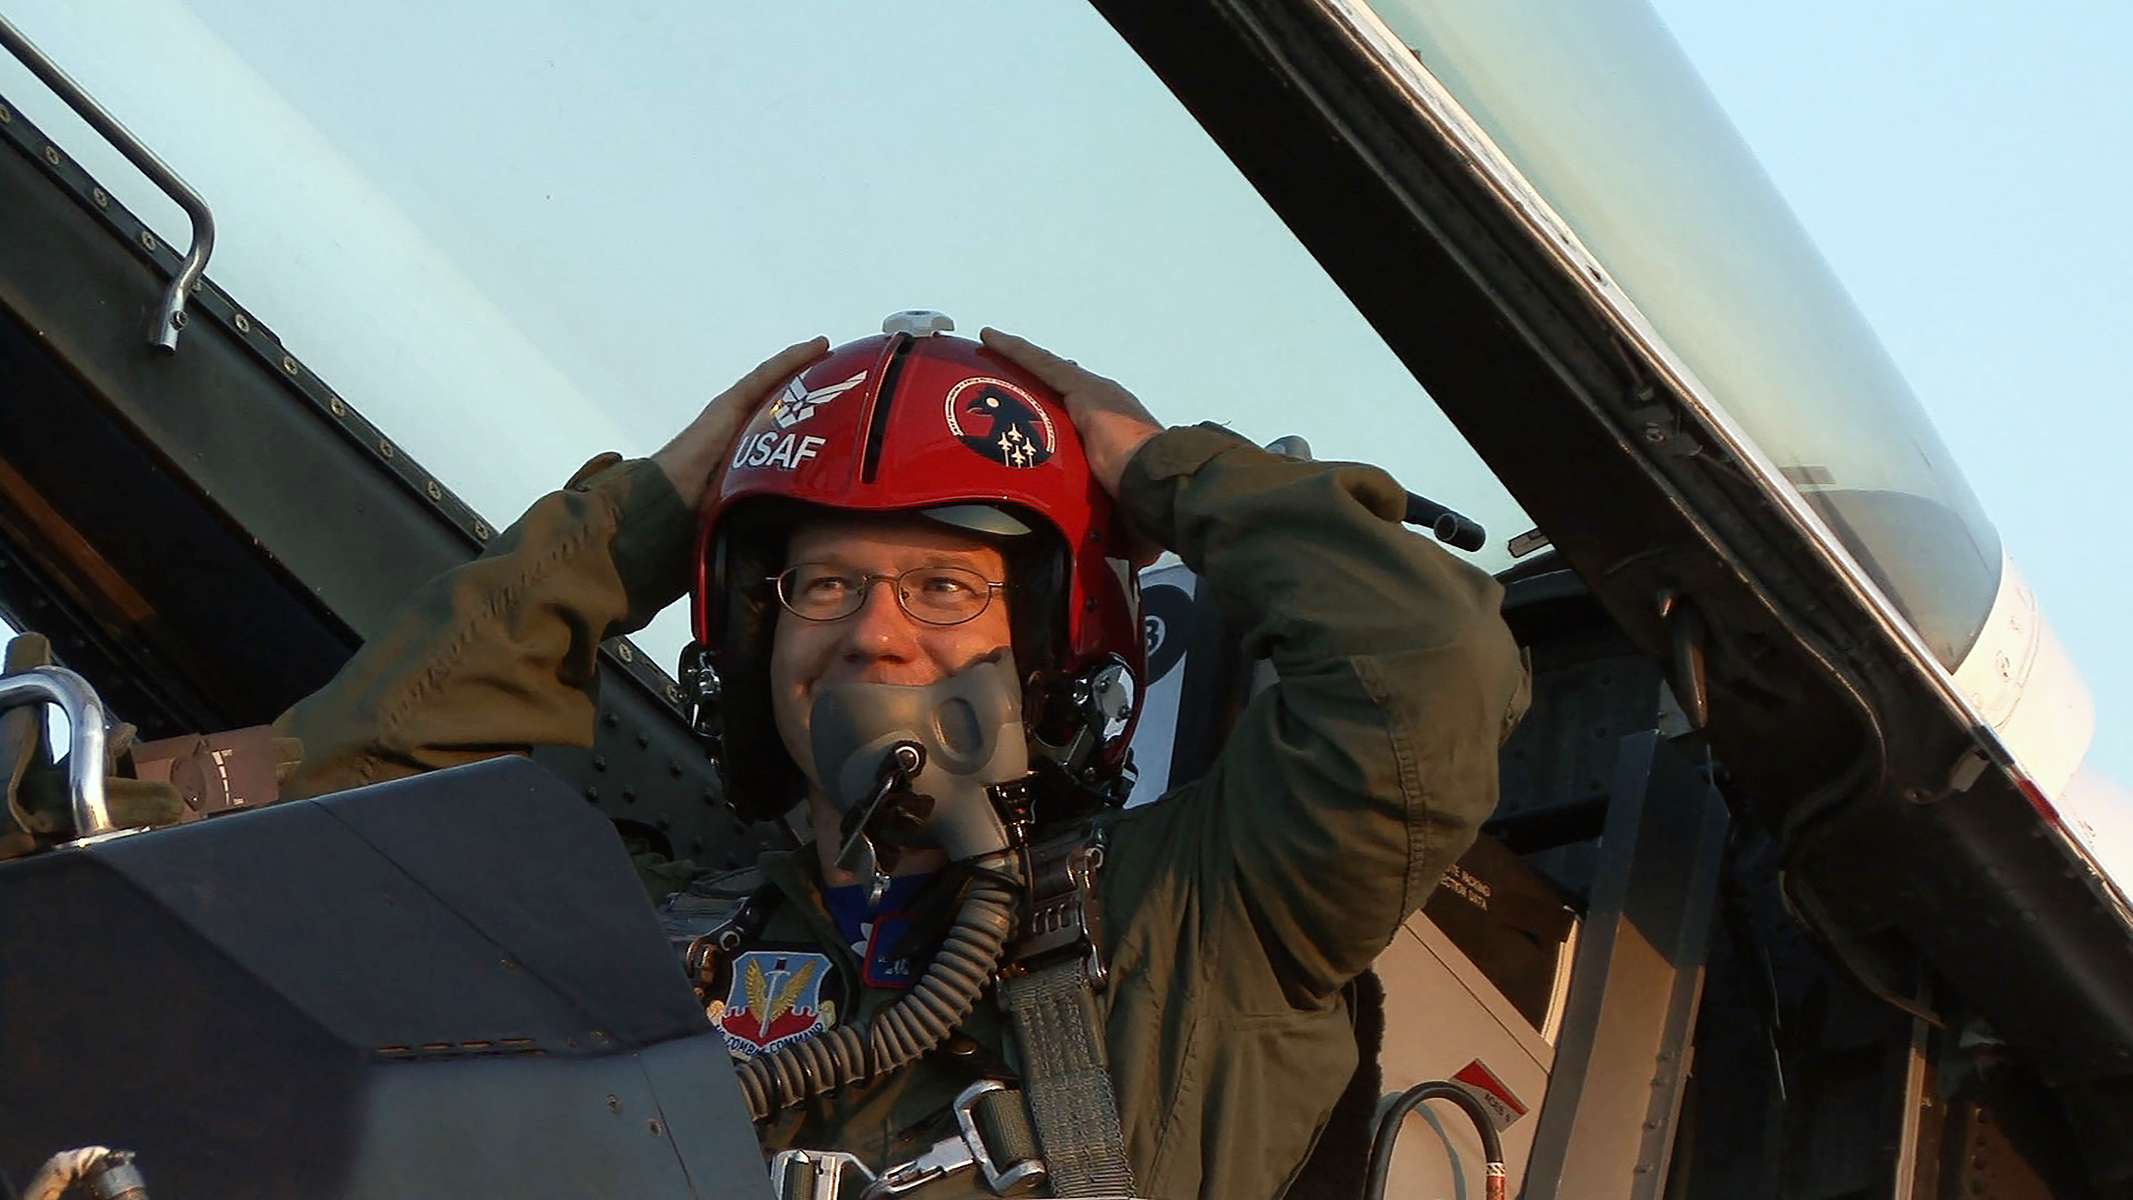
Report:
276,316,1527,1199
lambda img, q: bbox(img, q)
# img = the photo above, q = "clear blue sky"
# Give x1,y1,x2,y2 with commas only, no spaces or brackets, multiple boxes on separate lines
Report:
1,0,2122,790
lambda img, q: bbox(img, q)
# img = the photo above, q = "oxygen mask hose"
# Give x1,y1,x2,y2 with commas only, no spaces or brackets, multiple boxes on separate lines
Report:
734,851,1019,1120
1363,1081,1506,1200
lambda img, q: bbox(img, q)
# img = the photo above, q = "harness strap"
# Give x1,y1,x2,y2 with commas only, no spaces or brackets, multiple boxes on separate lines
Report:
999,959,1136,1197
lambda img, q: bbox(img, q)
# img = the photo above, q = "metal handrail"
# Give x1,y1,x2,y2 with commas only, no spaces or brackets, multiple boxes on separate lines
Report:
0,11,214,351
0,666,113,837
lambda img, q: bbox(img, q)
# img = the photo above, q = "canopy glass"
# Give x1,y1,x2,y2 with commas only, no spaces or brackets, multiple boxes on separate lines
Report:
0,0,1531,673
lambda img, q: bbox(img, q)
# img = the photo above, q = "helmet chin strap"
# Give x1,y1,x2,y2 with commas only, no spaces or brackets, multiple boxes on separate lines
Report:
808,655,1032,903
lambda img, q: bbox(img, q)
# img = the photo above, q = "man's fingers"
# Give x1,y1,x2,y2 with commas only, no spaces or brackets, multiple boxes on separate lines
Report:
726,336,830,401
979,327,1087,391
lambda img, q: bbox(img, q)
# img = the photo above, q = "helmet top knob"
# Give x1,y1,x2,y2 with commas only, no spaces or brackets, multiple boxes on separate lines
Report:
882,309,955,337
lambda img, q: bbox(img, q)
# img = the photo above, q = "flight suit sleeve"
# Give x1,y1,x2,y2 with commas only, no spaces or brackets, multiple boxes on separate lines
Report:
274,455,695,801
1115,424,1529,1000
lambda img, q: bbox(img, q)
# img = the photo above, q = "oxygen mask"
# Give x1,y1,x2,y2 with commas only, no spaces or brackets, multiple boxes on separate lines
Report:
809,655,1032,902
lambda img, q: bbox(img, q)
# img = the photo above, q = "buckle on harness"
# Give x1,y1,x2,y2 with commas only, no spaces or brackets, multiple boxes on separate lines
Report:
1011,834,1109,990
768,1083,1047,1199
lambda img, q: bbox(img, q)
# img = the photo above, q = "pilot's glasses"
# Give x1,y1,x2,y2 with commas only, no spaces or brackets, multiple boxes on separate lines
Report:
769,563,1007,626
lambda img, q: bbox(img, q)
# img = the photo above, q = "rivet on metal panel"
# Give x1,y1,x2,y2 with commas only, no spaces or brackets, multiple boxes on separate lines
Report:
635,732,650,750
586,786,600,802
92,186,108,207
233,311,250,333
0,104,12,122
378,438,395,459
606,1094,622,1114
669,759,683,778
41,144,59,165
604,711,620,729
593,755,607,772
665,683,682,703
474,519,492,541
702,789,718,806
648,1120,665,1137
328,395,347,417
618,642,634,663
281,354,299,375
622,787,637,804
139,230,159,252
425,479,442,501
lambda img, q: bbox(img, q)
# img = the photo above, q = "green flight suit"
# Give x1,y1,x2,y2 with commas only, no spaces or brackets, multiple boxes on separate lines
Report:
276,424,1530,1199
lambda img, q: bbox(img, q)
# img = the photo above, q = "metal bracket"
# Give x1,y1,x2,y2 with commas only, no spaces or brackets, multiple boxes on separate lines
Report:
0,12,214,350
1629,397,1704,459
1656,589,1710,731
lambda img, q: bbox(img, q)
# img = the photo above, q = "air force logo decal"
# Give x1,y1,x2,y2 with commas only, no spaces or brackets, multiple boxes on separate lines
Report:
769,369,866,430
944,377,1056,469
709,949,839,1060
733,369,866,473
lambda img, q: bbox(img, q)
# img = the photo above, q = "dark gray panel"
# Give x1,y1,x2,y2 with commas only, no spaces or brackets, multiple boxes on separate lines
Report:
0,758,763,1198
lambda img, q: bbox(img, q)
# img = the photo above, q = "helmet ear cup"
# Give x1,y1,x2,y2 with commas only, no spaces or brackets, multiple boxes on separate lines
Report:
1003,524,1068,691
704,503,808,823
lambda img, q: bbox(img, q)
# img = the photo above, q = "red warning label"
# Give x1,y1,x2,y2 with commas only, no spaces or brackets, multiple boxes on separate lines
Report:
1452,1059,1529,1131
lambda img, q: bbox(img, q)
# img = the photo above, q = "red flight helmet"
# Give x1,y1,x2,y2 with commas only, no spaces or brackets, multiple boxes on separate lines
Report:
687,312,1144,822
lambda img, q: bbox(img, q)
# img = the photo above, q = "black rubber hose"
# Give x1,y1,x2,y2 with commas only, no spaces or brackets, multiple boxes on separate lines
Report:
734,859,1019,1120
1364,1081,1507,1200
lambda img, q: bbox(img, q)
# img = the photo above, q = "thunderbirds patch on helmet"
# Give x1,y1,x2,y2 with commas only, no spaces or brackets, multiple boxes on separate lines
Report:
708,948,841,1060
945,377,1056,469
769,369,867,430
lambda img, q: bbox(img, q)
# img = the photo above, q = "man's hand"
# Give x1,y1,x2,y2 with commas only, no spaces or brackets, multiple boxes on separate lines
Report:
979,328,1163,497
652,337,830,507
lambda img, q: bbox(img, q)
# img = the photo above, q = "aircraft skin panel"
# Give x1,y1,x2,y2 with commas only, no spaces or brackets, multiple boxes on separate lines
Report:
1311,0,2132,924
1952,550,2096,801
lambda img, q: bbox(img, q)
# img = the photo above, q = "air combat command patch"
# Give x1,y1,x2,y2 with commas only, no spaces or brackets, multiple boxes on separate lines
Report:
707,947,842,1060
